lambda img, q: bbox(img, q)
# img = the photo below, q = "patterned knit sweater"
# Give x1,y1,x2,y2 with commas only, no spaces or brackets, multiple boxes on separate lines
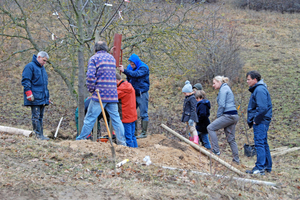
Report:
86,50,118,103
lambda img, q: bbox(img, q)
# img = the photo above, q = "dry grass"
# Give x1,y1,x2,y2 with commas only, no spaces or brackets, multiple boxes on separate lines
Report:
0,2,300,199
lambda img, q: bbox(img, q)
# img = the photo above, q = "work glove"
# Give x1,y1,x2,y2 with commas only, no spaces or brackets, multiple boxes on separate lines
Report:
25,90,34,101
188,119,194,126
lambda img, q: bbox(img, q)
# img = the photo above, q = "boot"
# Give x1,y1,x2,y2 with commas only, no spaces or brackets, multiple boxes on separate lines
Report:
193,135,199,145
134,120,138,136
137,121,148,139
33,120,49,141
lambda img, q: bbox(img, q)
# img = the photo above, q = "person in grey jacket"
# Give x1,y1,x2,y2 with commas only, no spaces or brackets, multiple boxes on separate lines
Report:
207,76,240,164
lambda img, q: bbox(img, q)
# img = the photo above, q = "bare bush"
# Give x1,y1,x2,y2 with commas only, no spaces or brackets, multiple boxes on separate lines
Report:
236,0,300,13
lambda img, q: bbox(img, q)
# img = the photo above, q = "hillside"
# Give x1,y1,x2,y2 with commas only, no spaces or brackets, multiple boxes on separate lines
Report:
0,2,300,199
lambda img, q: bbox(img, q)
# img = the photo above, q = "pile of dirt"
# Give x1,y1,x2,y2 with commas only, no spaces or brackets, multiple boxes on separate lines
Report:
59,134,213,172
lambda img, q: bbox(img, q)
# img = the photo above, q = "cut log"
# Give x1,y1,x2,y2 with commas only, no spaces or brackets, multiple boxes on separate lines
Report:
161,124,245,176
0,126,32,137
272,147,300,156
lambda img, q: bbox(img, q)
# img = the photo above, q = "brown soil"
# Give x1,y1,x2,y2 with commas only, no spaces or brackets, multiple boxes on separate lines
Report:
59,134,232,173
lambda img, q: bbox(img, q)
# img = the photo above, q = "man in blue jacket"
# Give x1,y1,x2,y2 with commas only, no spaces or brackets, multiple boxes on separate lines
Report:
118,54,150,139
21,51,50,140
245,71,272,175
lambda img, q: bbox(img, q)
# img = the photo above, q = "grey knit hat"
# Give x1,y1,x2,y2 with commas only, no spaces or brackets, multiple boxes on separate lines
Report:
182,80,193,93
193,83,203,90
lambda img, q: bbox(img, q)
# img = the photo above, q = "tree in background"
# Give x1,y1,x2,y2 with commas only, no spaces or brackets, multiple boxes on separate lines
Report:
0,0,242,132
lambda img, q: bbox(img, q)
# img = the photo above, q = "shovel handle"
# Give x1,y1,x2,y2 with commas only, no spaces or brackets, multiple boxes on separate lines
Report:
95,89,112,139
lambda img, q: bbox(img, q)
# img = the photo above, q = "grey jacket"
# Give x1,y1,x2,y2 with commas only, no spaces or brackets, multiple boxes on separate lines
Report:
216,83,237,118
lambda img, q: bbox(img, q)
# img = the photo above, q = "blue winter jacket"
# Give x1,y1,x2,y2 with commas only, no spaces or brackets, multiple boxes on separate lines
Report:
124,54,150,96
247,80,272,128
21,55,50,106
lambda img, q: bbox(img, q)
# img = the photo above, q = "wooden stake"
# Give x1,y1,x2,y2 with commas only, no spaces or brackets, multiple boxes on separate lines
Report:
161,124,245,176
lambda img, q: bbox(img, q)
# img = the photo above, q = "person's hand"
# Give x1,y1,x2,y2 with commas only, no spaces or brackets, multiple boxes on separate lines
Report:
118,65,124,73
188,119,194,126
25,90,34,101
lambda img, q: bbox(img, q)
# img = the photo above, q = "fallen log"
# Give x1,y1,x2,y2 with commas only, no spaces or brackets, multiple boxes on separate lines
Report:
0,125,32,137
272,147,300,156
161,124,245,176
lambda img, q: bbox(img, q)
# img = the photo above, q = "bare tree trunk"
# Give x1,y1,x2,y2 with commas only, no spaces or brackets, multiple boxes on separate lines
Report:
77,0,85,135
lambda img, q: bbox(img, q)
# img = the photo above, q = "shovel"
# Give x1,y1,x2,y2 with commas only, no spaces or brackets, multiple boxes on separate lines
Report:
238,105,256,157
95,89,116,167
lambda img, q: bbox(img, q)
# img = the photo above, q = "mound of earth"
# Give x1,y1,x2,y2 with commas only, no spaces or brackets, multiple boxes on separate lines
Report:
59,134,235,173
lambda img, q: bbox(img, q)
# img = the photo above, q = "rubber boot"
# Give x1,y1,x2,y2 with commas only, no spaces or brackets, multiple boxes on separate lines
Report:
193,135,199,145
33,120,49,141
134,120,138,136
136,121,148,139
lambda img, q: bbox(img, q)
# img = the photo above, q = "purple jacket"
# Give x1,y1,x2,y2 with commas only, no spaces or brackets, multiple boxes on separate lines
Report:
86,50,118,103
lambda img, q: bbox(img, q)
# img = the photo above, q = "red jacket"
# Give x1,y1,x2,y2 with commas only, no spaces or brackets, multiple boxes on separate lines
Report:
117,80,137,123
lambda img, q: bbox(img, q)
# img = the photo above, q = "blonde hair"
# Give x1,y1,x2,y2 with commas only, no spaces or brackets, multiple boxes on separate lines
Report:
195,90,206,99
213,76,229,84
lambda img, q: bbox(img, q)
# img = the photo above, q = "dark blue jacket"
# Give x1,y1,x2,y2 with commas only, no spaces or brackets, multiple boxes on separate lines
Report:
181,94,198,123
124,54,150,96
247,80,272,127
196,99,211,133
21,55,49,106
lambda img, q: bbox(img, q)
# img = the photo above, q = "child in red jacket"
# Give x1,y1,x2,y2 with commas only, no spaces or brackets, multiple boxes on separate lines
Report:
116,74,138,148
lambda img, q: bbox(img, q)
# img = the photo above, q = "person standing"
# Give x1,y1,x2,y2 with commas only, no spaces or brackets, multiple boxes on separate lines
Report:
181,80,199,144
118,54,150,139
21,51,50,140
195,90,211,149
207,76,240,164
76,41,126,146
245,71,272,175
116,73,138,148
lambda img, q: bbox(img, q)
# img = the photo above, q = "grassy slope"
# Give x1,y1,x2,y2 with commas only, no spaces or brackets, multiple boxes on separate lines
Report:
0,2,299,199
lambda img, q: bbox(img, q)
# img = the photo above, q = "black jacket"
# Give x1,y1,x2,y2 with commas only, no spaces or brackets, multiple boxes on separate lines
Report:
196,99,211,133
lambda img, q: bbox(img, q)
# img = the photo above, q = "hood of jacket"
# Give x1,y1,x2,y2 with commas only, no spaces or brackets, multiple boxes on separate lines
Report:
32,55,42,67
127,54,148,71
197,99,211,109
249,79,267,93
117,80,133,93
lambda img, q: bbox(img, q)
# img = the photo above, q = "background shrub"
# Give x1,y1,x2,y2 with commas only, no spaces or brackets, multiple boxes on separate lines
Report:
236,0,300,13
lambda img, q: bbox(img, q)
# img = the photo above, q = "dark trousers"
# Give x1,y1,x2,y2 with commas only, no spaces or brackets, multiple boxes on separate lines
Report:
31,105,45,136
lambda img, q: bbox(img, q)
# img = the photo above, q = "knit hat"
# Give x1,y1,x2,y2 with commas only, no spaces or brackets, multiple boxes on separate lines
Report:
182,80,193,93
193,83,203,90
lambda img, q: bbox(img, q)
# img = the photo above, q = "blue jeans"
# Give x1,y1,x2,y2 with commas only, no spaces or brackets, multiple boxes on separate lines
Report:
76,100,126,146
31,105,45,136
198,131,211,149
136,92,149,121
253,123,272,171
123,121,138,148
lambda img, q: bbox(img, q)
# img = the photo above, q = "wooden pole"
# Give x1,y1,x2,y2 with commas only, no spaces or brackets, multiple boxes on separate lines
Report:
272,147,300,156
0,126,32,137
161,124,245,176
